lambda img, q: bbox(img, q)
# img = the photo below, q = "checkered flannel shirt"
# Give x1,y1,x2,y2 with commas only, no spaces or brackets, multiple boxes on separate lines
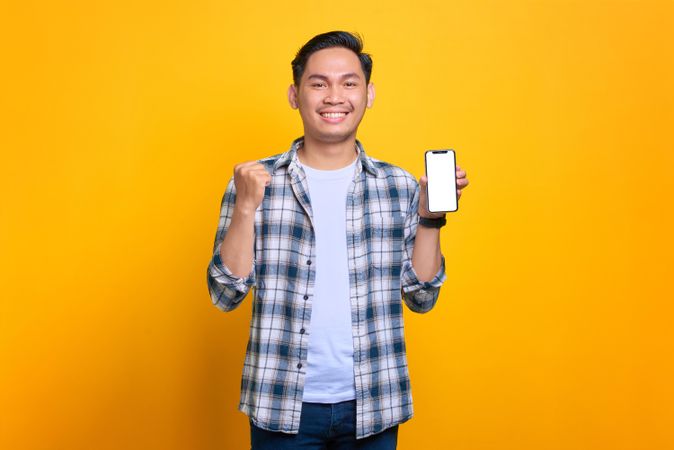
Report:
207,136,447,439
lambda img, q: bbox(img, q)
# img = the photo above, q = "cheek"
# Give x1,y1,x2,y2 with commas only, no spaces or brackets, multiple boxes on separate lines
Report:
298,103,316,119
351,93,368,108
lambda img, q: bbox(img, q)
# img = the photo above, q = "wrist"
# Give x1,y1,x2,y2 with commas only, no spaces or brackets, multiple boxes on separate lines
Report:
233,204,257,219
418,214,447,228
419,212,446,219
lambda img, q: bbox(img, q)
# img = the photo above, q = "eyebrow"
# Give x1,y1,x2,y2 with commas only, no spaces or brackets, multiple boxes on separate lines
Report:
306,73,362,81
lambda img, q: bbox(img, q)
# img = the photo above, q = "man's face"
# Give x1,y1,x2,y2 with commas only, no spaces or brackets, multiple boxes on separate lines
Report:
288,47,375,144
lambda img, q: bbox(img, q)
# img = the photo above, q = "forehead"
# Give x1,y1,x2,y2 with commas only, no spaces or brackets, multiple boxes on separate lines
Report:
303,47,364,79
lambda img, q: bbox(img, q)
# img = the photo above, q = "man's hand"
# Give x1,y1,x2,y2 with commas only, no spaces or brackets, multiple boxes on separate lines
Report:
219,162,270,279
418,165,469,218
233,162,272,214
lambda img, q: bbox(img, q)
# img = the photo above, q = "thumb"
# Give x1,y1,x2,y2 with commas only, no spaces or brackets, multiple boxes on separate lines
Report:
418,176,428,202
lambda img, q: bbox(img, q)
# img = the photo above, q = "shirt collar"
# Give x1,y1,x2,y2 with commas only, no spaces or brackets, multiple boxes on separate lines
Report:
272,136,382,178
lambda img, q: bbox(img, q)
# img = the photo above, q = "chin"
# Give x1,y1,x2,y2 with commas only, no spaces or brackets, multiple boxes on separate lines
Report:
313,131,357,143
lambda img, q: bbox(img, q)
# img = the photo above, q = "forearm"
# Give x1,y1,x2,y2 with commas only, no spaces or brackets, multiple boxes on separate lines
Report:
411,225,442,282
220,206,255,278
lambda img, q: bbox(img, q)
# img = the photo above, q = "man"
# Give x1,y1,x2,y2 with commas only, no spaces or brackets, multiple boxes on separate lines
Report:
207,31,469,449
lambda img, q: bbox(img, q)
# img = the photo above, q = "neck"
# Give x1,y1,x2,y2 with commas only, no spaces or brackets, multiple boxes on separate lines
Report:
297,135,358,170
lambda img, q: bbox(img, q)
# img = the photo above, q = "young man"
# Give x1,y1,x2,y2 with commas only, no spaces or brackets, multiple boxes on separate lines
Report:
207,31,469,449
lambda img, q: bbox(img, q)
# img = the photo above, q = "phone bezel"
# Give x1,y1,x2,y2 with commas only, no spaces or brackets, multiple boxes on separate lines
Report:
424,149,459,213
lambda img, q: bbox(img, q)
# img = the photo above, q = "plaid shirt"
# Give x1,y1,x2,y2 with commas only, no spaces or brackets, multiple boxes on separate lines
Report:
207,136,446,439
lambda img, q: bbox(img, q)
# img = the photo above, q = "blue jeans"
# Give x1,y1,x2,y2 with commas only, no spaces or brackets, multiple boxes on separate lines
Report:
250,400,399,449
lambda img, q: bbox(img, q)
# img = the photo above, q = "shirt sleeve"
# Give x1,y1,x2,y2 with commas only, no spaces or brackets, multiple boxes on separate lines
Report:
206,175,256,312
400,180,447,313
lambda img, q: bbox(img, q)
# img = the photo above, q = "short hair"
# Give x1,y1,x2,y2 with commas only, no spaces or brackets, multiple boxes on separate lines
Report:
291,31,373,87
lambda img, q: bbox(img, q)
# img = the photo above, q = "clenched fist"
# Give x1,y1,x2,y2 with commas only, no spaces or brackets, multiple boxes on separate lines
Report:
233,161,272,215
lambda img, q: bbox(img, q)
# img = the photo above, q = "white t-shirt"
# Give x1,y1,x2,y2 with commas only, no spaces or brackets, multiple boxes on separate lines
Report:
299,155,358,403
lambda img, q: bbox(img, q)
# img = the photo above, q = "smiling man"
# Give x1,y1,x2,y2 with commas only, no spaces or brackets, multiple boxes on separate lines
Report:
207,31,469,449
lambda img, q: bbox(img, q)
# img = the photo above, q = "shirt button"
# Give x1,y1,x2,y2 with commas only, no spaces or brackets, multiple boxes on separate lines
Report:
307,260,312,265
300,328,305,334
303,294,309,300
297,363,303,369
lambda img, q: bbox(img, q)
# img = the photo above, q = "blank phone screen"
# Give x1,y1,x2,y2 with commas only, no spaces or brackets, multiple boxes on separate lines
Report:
425,150,458,212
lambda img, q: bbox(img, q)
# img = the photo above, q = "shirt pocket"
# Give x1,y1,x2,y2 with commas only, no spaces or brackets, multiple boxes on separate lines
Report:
367,212,405,279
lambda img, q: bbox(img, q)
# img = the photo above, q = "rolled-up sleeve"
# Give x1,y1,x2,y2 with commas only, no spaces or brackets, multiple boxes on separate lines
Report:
400,181,447,313
206,176,256,312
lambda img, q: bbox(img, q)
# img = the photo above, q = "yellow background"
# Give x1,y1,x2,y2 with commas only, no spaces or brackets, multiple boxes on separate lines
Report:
2,1,673,449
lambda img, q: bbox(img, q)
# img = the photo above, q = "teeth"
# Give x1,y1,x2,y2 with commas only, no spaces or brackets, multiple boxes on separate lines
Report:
321,112,347,118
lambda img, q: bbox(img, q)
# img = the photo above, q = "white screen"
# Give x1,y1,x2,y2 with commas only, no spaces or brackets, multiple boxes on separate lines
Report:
425,150,457,212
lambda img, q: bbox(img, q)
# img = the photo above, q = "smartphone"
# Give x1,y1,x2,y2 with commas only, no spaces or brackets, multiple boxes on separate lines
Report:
424,150,458,213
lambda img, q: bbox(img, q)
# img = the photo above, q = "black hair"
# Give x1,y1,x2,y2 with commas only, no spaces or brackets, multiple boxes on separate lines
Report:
291,31,373,86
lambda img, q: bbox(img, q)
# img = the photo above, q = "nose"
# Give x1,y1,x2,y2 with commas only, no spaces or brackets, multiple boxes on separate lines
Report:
324,86,345,104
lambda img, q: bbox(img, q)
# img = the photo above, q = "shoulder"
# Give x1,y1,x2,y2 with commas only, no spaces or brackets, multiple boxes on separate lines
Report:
367,154,419,191
364,154,420,215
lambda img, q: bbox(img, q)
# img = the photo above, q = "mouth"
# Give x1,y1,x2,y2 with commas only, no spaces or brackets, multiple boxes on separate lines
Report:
319,111,349,123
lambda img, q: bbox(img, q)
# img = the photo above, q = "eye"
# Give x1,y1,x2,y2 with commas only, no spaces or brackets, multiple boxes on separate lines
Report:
312,83,326,88
345,82,357,87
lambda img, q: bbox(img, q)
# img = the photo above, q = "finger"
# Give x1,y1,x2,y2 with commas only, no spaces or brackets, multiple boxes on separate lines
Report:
243,162,268,171
253,172,272,183
235,165,263,178
240,160,262,166
244,169,272,181
235,161,262,171
455,169,466,178
457,178,469,187
252,171,270,178
249,167,271,176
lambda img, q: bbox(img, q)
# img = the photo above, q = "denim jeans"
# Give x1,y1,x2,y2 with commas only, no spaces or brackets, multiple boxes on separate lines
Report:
249,400,399,449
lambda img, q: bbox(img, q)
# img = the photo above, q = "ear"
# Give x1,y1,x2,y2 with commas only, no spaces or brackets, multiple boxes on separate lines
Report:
366,82,375,108
288,84,299,109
